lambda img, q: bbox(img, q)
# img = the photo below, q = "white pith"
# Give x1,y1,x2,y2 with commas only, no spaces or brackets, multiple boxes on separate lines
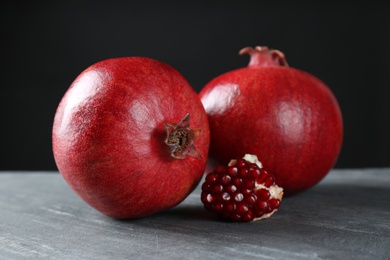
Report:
229,154,263,168
243,154,263,168
255,183,284,201
253,182,283,221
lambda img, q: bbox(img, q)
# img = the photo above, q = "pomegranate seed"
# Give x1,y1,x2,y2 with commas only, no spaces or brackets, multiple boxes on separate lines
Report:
236,203,248,215
243,180,255,189
235,159,246,168
253,201,269,215
206,173,219,183
213,184,223,193
256,189,270,201
201,182,211,191
263,174,275,187
234,193,244,202
232,177,242,187
241,188,252,195
239,168,248,178
264,205,273,214
247,168,260,180
200,154,283,222
212,202,224,214
222,192,230,201
224,202,236,213
200,193,209,204
242,210,254,222
269,198,281,210
231,213,241,221
226,184,237,193
221,175,231,185
245,194,257,206
227,166,238,176
257,169,268,183
206,194,214,203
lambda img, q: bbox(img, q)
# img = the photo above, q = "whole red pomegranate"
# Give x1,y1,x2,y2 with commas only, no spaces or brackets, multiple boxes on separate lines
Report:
53,57,210,219
199,46,343,195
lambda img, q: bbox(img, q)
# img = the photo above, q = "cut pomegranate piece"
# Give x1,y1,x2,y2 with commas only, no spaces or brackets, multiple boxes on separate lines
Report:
201,154,283,222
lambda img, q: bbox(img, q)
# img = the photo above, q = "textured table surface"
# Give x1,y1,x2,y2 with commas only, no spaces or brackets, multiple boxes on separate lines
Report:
1,169,390,260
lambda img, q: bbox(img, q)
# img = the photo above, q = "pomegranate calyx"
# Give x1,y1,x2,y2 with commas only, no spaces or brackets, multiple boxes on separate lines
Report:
239,46,289,68
164,113,202,159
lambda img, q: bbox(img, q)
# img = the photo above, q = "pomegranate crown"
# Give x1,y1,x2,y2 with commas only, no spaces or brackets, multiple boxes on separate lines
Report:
164,113,202,160
239,46,289,68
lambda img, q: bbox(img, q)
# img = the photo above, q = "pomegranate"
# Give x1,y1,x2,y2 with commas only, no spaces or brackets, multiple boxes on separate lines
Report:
199,46,343,195
52,57,210,219
201,154,283,222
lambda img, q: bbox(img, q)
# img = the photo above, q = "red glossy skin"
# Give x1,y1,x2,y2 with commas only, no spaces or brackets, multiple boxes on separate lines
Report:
53,57,210,219
200,48,343,195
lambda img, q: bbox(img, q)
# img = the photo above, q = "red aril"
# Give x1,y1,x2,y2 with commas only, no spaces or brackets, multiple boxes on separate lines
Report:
53,57,210,219
199,46,343,195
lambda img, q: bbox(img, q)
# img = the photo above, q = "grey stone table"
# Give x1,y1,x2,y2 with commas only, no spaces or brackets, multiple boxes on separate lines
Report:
1,169,390,260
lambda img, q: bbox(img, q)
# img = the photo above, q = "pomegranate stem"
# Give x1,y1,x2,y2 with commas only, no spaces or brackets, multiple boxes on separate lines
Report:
239,46,289,68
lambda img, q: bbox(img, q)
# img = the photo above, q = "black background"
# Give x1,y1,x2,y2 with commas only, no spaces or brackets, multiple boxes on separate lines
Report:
1,1,389,170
